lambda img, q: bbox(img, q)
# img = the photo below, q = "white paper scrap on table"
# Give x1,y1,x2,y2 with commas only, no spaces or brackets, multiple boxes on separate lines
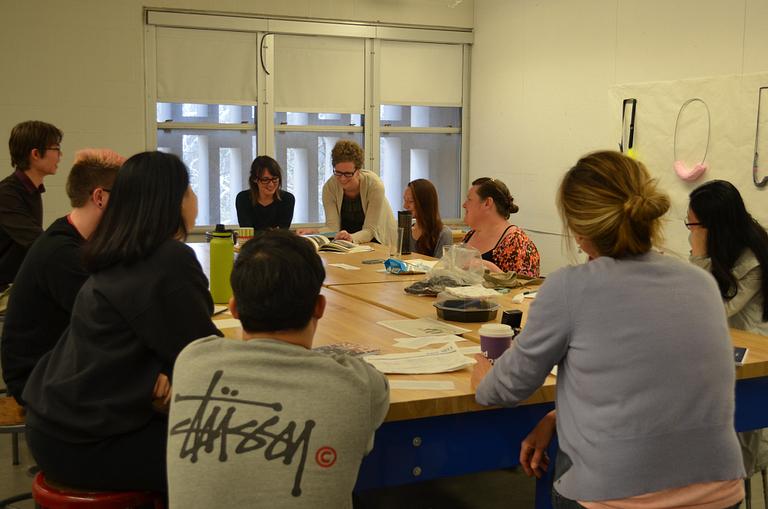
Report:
550,366,558,377
389,380,456,391
394,334,468,350
445,284,501,299
378,318,471,337
364,343,476,374
327,263,361,271
213,318,242,329
458,345,481,355
213,305,228,314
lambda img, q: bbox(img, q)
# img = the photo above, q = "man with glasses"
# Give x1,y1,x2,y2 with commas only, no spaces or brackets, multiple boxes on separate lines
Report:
0,120,63,314
2,149,124,405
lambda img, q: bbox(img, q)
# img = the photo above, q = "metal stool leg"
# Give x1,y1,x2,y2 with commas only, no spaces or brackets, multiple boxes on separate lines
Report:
11,431,19,465
761,468,768,509
745,476,752,509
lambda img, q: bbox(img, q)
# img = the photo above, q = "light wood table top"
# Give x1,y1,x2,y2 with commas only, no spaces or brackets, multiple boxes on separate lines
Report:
212,289,554,422
328,280,539,342
187,241,431,287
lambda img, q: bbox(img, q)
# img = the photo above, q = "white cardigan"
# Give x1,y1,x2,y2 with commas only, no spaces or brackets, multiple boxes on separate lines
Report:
320,169,396,244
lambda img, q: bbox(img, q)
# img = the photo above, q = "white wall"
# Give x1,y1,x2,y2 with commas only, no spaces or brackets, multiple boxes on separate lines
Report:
471,0,768,275
0,0,473,228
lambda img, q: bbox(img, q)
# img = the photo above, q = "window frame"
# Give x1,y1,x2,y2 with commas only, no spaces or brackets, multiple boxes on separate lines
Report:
144,11,472,232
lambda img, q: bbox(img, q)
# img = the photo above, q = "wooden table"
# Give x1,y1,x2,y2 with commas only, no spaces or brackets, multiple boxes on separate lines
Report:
192,241,768,508
187,242,430,287
329,280,539,342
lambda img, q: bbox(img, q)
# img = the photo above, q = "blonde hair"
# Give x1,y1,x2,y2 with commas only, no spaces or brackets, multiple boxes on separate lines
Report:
331,140,365,170
557,151,669,258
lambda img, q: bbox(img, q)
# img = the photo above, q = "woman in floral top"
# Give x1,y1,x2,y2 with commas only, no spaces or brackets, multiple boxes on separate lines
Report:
461,177,540,277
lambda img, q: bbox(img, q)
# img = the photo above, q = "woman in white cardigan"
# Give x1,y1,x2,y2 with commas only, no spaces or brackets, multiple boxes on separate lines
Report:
297,140,395,244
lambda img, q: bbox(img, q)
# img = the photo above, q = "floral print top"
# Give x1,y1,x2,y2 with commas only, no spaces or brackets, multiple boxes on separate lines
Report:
462,225,540,277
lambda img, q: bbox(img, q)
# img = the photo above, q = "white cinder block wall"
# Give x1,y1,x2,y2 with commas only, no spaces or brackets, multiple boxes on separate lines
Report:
471,0,768,275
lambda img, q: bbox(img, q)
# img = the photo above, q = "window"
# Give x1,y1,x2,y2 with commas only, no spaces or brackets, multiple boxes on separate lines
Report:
157,103,256,225
379,106,462,219
147,17,471,228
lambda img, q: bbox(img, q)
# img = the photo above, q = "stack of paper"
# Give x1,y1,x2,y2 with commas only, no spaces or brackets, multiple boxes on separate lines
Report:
364,343,476,374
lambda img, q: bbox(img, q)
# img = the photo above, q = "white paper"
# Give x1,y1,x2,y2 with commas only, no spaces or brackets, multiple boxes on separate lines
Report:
213,305,228,314
377,318,471,337
444,284,500,299
213,318,242,329
389,380,456,391
327,263,361,271
458,345,481,355
364,343,476,374
393,334,468,350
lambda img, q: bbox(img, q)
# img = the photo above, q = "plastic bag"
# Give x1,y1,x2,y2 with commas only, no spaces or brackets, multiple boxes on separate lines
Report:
405,243,484,296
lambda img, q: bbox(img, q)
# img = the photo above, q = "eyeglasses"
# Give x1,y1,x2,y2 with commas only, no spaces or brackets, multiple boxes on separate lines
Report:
257,177,279,185
684,219,701,230
46,145,61,153
333,169,357,179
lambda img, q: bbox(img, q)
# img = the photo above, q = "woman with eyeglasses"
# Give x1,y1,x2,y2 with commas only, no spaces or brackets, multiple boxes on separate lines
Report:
296,140,396,244
236,156,295,231
461,177,540,276
472,152,745,509
688,180,768,484
688,180,768,336
403,179,453,258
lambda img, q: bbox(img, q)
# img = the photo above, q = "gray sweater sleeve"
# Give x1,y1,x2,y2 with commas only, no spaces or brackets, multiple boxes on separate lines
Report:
476,269,569,407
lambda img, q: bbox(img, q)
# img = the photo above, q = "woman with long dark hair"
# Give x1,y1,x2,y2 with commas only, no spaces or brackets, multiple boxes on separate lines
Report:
403,179,452,258
235,155,295,230
22,151,222,494
688,180,768,335
688,179,768,483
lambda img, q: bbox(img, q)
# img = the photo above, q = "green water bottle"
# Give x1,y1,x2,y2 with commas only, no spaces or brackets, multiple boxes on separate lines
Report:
210,224,235,304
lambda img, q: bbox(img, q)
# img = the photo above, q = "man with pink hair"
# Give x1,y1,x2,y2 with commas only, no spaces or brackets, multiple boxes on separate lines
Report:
1,149,124,406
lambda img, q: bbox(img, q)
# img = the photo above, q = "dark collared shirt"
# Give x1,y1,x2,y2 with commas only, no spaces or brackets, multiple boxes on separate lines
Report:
0,170,45,288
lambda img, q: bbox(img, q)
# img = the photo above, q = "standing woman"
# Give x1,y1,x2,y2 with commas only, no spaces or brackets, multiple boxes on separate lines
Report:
473,152,744,508
688,180,768,335
296,140,396,244
236,155,295,231
403,179,453,258
23,151,222,493
461,177,540,276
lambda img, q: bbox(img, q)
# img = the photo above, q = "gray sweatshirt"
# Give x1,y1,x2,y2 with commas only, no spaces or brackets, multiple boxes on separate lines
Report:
476,251,745,501
167,336,390,508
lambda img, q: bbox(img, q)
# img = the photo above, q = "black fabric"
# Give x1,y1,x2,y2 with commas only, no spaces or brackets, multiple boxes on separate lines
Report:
340,194,365,234
0,172,44,287
26,414,169,493
464,225,514,263
235,189,295,230
1,216,87,406
23,238,222,444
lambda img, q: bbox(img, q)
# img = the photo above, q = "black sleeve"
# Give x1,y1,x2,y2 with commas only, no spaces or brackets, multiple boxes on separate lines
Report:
277,191,295,230
235,191,253,227
0,186,43,248
130,246,223,377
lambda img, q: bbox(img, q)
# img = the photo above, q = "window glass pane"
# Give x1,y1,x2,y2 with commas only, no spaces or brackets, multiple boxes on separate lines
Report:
274,112,364,127
157,103,256,124
158,128,257,226
380,106,460,128
379,132,461,219
274,132,364,224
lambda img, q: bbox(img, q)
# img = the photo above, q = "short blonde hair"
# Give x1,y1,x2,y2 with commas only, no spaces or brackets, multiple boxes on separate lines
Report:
331,140,365,170
557,151,669,258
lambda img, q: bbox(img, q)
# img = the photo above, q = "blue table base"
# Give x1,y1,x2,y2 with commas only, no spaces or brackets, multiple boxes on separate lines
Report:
355,376,768,509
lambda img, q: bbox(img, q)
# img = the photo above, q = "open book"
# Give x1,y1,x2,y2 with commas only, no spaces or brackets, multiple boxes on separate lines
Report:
302,234,374,253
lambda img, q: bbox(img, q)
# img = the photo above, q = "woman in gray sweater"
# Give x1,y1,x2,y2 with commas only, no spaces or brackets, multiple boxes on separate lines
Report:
472,151,744,508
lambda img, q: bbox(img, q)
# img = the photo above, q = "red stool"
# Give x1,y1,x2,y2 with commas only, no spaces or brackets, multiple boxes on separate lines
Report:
32,471,164,509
